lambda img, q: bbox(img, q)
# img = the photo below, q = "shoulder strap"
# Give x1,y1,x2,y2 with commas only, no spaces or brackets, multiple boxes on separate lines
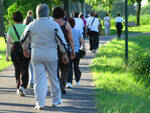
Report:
54,29,68,52
13,25,20,40
91,17,95,26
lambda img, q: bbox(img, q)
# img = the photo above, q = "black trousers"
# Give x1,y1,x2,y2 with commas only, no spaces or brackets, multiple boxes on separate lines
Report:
11,43,29,89
89,31,99,51
58,52,72,90
117,28,122,38
67,52,81,84
116,23,123,38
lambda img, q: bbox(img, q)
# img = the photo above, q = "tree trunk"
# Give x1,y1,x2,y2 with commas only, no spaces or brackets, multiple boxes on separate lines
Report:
64,0,70,17
0,0,5,37
136,0,141,25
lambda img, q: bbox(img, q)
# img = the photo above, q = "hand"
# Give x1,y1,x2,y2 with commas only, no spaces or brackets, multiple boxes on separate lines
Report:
6,56,10,62
23,50,30,58
62,54,69,64
71,51,75,60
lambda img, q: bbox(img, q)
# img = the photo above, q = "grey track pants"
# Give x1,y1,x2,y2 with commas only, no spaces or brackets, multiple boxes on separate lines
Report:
32,60,61,107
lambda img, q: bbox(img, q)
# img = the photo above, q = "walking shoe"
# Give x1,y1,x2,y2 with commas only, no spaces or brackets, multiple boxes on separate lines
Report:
66,83,72,88
76,81,80,87
29,84,34,88
52,101,61,107
92,49,96,54
61,88,67,95
35,105,44,110
16,89,19,95
19,86,26,96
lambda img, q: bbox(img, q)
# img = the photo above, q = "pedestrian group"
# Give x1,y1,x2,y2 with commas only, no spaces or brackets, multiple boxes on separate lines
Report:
5,3,123,110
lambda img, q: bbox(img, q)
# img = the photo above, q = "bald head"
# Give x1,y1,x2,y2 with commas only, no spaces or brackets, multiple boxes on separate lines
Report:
36,3,49,18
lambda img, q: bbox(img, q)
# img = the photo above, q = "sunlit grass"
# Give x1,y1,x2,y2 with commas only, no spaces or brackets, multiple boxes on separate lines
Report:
0,37,12,71
91,35,150,113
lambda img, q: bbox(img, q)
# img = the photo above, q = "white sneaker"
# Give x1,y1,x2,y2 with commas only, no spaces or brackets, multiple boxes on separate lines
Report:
16,89,19,95
76,81,80,87
66,83,72,88
19,86,26,96
35,105,44,110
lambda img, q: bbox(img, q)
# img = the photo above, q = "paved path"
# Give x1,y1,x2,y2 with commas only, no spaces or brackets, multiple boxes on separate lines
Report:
0,37,113,113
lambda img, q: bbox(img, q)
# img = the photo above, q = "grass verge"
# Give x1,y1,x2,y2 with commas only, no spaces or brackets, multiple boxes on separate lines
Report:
0,37,12,71
91,35,150,113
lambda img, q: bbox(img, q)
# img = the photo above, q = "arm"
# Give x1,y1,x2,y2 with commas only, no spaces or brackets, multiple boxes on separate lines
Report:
80,37,85,50
6,35,12,61
66,22,75,59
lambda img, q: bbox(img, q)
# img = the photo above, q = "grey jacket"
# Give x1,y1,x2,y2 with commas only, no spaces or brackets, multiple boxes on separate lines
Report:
21,17,67,62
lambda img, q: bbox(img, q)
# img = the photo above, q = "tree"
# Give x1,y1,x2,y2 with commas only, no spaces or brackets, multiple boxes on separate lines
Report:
64,0,70,17
135,0,142,25
4,0,63,30
86,0,150,25
85,0,113,13
0,0,5,37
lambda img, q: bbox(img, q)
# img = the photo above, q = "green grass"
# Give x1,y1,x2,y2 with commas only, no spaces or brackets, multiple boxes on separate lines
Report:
91,35,150,113
0,37,12,71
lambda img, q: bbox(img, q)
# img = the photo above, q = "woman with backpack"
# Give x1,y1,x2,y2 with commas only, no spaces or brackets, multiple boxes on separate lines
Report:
6,11,29,96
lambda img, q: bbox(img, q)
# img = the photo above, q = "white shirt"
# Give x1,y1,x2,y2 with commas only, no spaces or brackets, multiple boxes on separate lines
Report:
104,16,110,26
74,18,84,33
87,17,100,32
115,16,124,23
72,28,83,52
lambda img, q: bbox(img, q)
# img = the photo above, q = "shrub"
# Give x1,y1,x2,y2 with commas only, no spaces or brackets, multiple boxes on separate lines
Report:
128,49,150,75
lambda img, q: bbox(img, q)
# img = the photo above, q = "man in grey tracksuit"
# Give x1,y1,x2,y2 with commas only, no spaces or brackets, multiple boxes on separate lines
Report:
21,4,68,110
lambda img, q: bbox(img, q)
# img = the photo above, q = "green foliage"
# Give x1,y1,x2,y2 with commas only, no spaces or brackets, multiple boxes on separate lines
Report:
129,49,150,75
4,2,34,30
91,35,150,113
111,2,136,18
5,3,19,30
4,0,63,31
141,4,150,15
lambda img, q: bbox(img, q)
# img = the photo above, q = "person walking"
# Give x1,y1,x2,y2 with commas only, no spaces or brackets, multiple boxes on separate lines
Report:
21,4,68,110
53,7,75,94
95,13,103,50
74,12,84,37
115,13,124,39
23,15,34,88
86,11,100,53
6,11,30,96
103,13,110,36
79,13,87,39
23,10,35,24
67,17,85,88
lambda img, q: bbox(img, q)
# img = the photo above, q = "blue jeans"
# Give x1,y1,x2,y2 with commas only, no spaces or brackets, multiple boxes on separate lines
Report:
29,61,34,85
